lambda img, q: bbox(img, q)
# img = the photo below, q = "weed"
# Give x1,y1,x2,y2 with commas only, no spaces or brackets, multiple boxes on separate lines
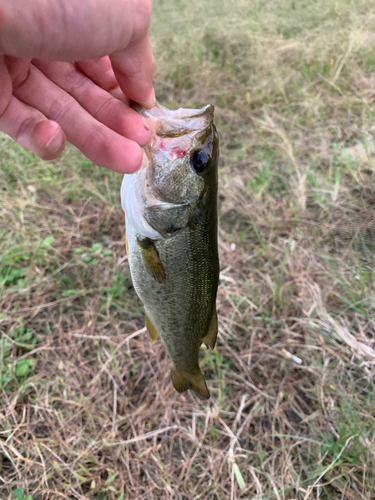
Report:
13,489,33,500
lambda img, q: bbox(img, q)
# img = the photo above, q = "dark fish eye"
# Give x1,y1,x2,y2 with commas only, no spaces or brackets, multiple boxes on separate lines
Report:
191,149,209,173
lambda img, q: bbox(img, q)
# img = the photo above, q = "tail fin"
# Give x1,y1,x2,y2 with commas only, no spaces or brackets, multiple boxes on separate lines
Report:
171,367,210,399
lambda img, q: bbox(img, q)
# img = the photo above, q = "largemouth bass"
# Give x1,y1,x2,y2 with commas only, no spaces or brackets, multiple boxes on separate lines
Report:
121,102,219,399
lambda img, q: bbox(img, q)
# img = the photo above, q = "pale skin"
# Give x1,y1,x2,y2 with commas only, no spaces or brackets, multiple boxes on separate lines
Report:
0,0,155,173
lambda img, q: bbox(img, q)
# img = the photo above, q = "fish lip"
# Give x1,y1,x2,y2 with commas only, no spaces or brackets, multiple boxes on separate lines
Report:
153,104,214,138
133,101,215,139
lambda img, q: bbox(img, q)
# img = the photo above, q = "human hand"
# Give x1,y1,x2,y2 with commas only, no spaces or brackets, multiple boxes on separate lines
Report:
0,0,155,173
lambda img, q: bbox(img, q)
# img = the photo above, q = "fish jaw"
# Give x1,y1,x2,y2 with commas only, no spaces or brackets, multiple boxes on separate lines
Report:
121,152,189,240
133,101,214,138
121,157,162,240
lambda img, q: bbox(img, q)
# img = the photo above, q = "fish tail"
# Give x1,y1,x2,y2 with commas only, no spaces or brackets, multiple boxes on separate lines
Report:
171,367,210,399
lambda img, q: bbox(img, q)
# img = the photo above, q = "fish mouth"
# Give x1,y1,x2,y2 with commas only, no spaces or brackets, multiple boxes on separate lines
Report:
132,101,214,139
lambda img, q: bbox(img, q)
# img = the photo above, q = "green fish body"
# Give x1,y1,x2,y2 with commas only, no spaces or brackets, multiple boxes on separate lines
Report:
121,102,219,399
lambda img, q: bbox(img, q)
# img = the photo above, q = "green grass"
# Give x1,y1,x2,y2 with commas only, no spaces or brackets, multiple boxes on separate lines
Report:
1,0,375,498
13,488,33,500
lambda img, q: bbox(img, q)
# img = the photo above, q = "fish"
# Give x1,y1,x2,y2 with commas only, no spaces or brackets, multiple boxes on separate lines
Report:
121,102,219,399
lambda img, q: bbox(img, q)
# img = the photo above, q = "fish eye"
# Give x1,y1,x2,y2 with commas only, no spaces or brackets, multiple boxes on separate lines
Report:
191,149,209,174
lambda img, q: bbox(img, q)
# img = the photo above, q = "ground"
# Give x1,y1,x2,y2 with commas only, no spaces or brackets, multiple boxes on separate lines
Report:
1,0,375,499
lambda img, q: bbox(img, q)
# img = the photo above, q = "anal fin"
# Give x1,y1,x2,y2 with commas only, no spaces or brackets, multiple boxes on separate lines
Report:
145,311,159,342
137,237,166,283
202,309,218,349
171,367,210,399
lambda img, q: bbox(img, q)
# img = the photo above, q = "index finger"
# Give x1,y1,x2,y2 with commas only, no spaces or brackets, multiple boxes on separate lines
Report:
110,35,155,109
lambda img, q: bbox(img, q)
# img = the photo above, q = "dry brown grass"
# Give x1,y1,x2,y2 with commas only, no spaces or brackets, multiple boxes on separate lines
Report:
2,0,375,498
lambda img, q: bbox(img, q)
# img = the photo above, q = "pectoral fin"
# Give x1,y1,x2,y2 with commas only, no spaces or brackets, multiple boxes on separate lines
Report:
145,311,159,342
125,233,129,257
202,309,218,349
171,367,210,399
137,237,166,283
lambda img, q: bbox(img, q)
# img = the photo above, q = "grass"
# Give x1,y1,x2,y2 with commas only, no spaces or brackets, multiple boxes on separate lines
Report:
1,0,375,498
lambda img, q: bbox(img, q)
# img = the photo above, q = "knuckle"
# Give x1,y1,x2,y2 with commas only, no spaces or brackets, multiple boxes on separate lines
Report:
47,94,75,123
0,91,11,118
93,95,115,119
64,67,86,95
0,59,12,117
5,57,32,88
101,68,119,91
79,123,106,152
13,66,31,88
121,57,144,79
129,0,152,42
15,116,38,145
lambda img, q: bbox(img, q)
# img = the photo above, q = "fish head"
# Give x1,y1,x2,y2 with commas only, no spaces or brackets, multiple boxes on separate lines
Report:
121,102,219,239
146,103,217,205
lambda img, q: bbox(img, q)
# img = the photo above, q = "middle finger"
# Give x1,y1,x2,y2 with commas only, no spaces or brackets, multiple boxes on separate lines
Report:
33,60,151,146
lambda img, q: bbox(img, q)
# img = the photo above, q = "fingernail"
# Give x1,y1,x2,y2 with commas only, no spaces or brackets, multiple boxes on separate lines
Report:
143,88,156,110
46,129,64,154
150,88,156,107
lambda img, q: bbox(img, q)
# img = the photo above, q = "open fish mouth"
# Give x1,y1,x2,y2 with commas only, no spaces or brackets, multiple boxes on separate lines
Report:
132,101,214,138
